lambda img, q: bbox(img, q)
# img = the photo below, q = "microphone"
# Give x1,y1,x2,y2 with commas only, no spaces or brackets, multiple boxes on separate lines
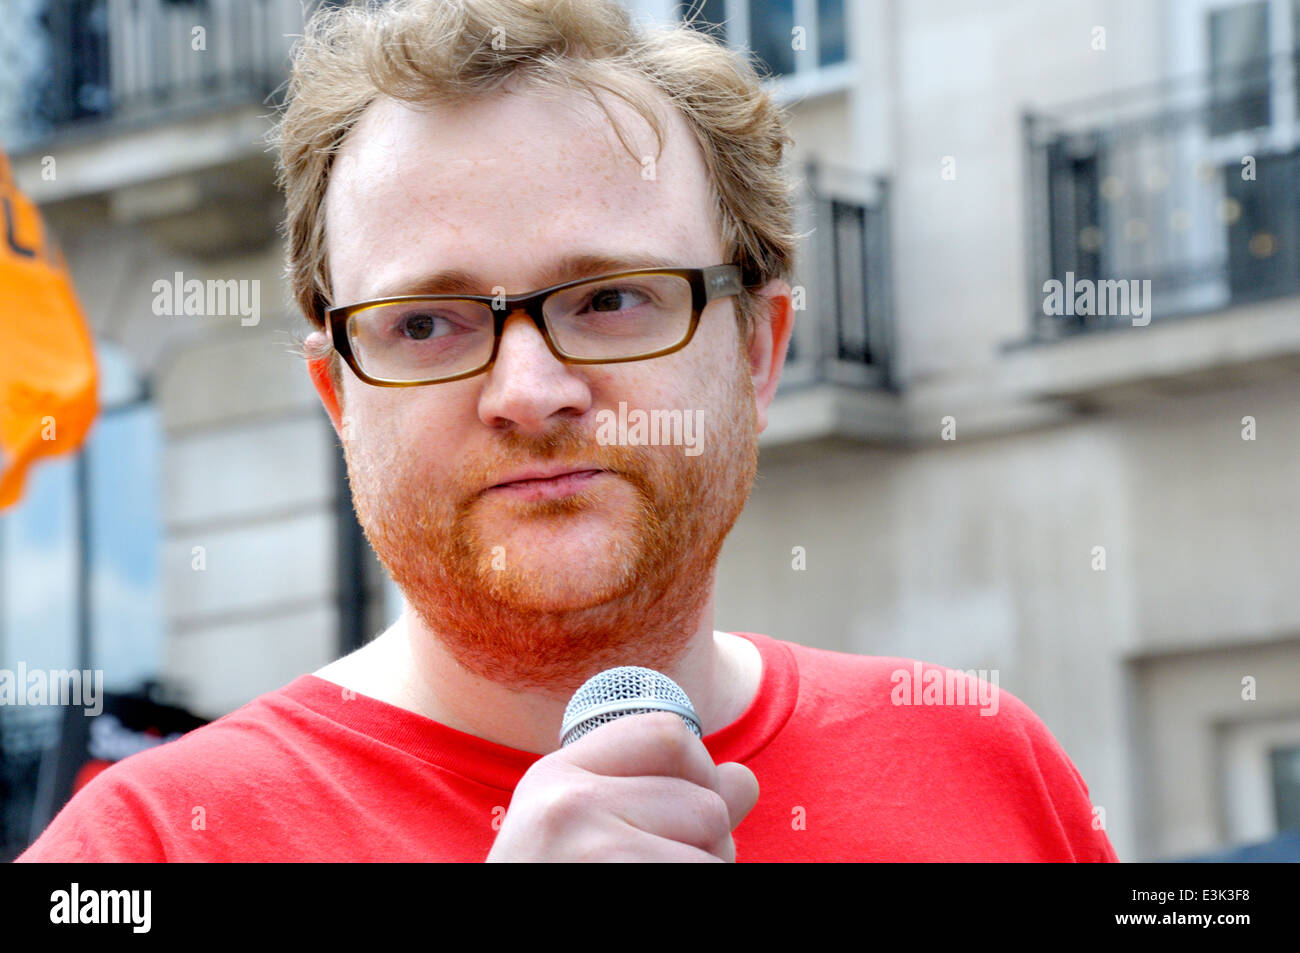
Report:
559,666,702,747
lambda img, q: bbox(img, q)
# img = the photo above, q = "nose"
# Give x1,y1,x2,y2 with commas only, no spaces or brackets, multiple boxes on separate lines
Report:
476,309,592,434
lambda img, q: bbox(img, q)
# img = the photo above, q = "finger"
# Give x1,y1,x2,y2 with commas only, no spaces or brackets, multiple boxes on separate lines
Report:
602,775,734,852
706,833,736,863
560,711,721,793
609,831,727,863
715,762,759,831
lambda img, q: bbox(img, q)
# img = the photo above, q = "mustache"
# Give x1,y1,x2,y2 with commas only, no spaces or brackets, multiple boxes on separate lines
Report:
492,420,594,459
457,420,653,497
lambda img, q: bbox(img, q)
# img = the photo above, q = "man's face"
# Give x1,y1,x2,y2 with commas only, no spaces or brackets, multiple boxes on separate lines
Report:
319,80,780,691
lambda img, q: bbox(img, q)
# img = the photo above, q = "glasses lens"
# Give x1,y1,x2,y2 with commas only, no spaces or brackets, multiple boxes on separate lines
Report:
543,274,693,360
347,299,495,382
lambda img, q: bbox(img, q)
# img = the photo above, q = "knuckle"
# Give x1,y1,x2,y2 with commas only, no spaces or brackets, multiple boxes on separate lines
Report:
572,832,619,863
696,788,731,833
644,713,692,764
535,776,600,831
645,711,685,742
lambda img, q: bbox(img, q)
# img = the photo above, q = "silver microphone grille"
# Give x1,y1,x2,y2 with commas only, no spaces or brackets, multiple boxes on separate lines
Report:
559,666,702,747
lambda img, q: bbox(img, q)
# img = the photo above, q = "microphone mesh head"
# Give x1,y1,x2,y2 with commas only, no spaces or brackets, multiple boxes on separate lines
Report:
560,666,702,747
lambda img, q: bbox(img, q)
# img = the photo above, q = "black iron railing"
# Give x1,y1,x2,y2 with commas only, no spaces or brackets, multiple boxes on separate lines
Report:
1025,49,1300,339
784,160,894,391
5,0,315,150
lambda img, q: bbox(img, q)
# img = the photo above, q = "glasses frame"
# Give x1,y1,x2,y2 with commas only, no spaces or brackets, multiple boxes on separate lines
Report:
325,263,745,386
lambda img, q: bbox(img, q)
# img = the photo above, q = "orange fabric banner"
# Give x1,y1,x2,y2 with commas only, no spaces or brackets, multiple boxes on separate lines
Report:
0,148,97,509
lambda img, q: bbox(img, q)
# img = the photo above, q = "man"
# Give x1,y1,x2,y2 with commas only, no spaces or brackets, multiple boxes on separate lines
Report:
19,0,1117,862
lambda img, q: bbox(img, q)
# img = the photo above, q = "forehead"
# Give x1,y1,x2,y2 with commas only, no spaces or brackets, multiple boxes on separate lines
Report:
324,81,722,303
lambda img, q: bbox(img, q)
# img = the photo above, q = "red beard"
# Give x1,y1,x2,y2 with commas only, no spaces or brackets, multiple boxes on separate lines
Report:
344,355,758,695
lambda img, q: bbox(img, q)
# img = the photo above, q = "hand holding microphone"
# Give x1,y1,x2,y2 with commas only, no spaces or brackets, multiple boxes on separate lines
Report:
486,667,759,862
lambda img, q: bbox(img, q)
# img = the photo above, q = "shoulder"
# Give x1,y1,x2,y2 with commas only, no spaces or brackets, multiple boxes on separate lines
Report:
17,681,313,862
737,635,1085,792
743,632,1012,720
799,638,1077,766
746,632,1033,725
741,633,1116,860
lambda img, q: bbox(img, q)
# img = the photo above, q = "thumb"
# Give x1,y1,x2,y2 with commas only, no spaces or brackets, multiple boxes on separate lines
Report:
715,762,759,831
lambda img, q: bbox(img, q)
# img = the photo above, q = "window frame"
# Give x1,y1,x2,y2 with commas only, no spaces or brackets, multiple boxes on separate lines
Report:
669,0,854,103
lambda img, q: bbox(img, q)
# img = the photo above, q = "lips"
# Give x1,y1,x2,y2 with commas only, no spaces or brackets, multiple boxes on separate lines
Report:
486,467,608,502
490,465,605,489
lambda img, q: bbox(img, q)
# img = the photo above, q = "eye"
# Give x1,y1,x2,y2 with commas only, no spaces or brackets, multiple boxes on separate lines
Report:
391,309,477,341
585,286,650,313
400,312,437,340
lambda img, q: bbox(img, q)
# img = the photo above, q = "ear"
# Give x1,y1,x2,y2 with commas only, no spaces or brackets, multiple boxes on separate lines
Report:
745,280,794,434
305,331,344,438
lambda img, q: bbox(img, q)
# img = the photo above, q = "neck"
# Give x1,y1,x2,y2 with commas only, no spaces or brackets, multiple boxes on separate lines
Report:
315,579,764,755
318,587,760,756
389,590,741,754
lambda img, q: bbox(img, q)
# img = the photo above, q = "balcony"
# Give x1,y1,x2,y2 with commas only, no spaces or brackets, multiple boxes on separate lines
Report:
5,0,304,150
1011,49,1300,403
765,160,898,446
2,0,312,252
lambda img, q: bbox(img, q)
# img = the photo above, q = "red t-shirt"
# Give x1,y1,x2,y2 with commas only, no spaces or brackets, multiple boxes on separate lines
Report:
16,632,1118,862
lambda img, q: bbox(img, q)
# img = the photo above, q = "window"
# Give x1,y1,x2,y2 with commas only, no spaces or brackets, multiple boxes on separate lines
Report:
782,161,892,389
1221,715,1300,844
831,199,870,362
1200,0,1300,137
0,341,161,859
1,342,163,688
1271,744,1300,831
30,0,111,131
1208,1,1272,135
1293,0,1300,118
678,0,847,82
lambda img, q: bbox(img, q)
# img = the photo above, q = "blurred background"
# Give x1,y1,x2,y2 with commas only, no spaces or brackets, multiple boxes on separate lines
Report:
1,0,1299,863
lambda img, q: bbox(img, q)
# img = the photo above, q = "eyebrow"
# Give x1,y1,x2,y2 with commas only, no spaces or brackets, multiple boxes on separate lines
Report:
365,252,689,300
